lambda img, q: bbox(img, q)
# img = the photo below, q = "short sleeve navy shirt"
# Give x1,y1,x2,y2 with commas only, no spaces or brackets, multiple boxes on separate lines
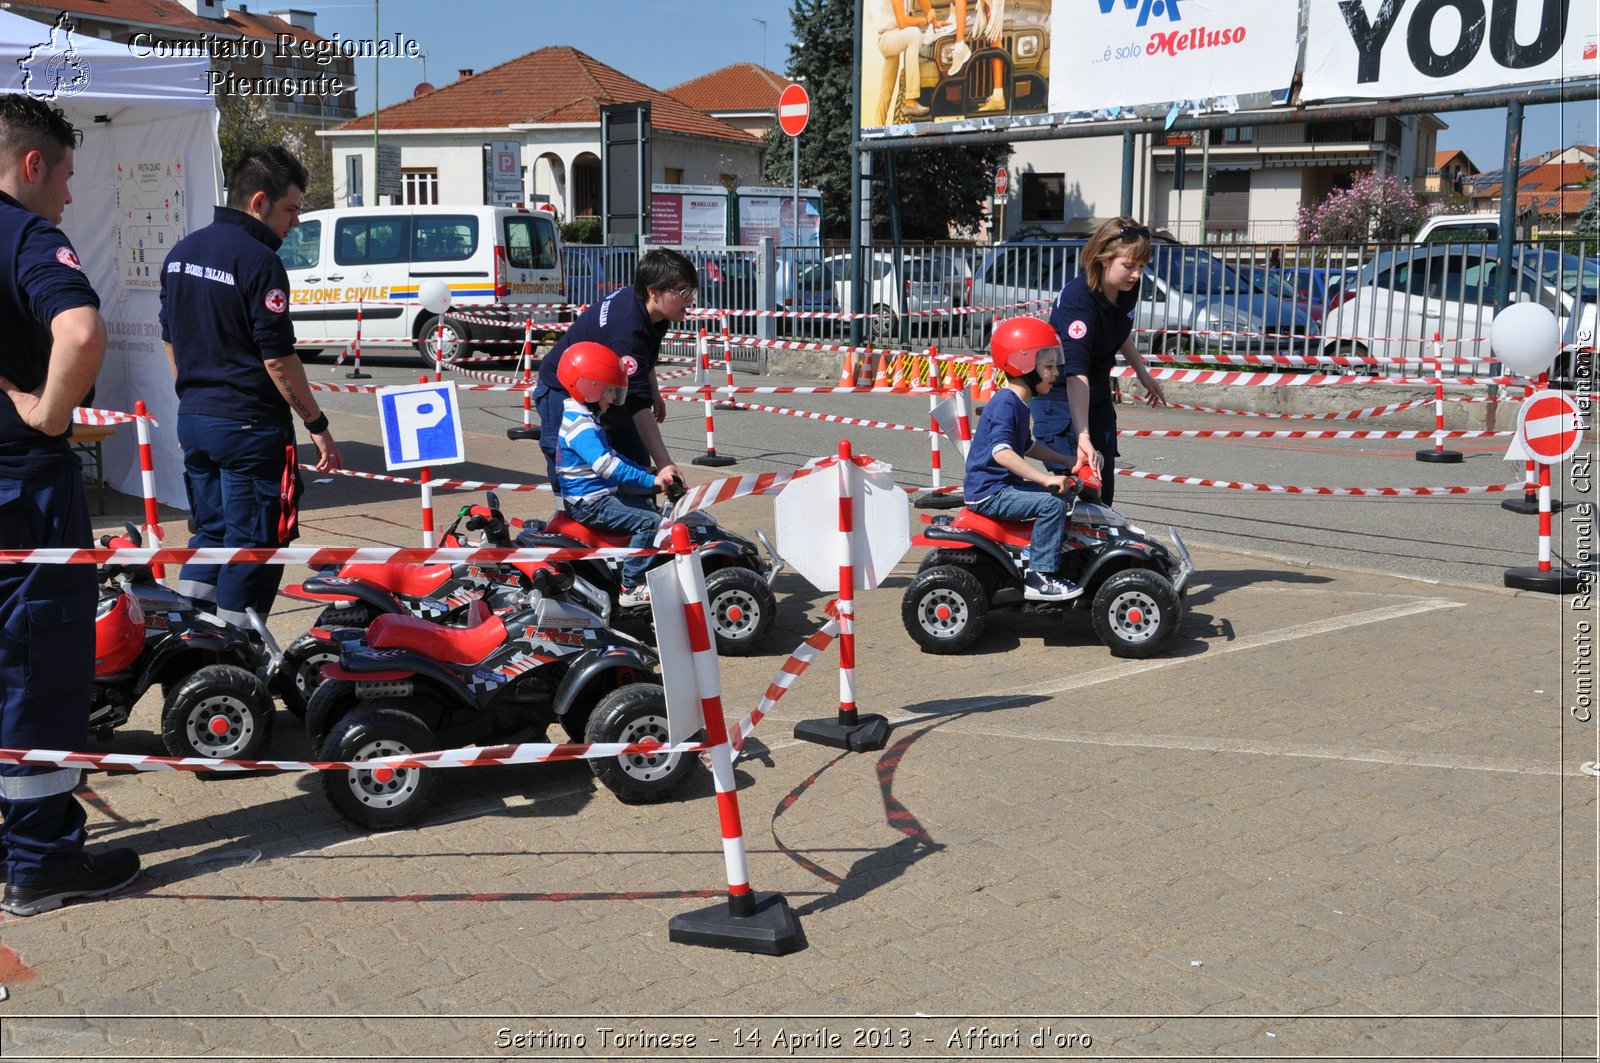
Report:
161,207,296,424
962,387,1034,504
1046,273,1139,453
0,190,101,451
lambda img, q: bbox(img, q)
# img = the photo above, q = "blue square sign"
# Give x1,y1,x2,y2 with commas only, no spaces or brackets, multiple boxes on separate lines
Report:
376,380,466,470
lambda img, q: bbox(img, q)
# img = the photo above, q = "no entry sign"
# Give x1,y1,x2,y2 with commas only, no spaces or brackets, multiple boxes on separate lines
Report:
1516,390,1584,465
778,83,809,137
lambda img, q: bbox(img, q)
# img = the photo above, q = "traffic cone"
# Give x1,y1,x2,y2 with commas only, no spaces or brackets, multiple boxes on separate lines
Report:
874,353,890,388
856,348,875,387
839,352,855,388
977,365,996,402
941,360,959,393
891,354,907,389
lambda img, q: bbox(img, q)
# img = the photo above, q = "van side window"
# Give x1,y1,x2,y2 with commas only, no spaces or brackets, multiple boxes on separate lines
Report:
413,216,478,263
278,220,320,270
335,217,411,266
504,217,558,270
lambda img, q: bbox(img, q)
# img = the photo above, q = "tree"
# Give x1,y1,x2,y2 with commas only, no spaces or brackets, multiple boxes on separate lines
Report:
217,93,335,210
1577,186,1599,237
771,0,1008,242
1296,171,1431,242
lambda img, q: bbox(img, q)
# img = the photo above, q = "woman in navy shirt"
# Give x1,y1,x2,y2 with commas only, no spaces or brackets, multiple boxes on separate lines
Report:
1040,217,1168,506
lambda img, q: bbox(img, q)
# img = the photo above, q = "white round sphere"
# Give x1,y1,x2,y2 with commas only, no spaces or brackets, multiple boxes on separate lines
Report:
417,278,452,315
1490,301,1561,376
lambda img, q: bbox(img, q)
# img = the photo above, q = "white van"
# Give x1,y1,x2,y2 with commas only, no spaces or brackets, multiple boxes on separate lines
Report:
277,205,564,361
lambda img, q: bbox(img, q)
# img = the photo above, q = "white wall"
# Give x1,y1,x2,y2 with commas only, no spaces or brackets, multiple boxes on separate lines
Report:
1003,134,1132,235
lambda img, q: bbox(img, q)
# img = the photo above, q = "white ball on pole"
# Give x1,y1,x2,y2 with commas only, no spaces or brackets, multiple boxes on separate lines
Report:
417,279,453,316
1489,301,1561,378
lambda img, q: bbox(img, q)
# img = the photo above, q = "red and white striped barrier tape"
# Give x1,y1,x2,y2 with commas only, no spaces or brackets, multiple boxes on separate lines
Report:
1134,326,1488,349
1137,367,1526,388
666,452,879,521
1166,399,1435,420
1116,427,1511,441
1137,347,1494,369
0,545,653,566
660,384,943,397
729,612,841,755
73,407,152,427
682,395,932,434
685,295,1050,322
298,464,551,493
1116,466,1519,496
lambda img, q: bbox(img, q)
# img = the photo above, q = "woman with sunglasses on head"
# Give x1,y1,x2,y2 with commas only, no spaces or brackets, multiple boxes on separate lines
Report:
1035,217,1168,507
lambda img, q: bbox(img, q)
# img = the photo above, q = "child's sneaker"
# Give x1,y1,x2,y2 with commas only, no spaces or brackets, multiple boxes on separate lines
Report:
618,584,651,608
1023,571,1083,602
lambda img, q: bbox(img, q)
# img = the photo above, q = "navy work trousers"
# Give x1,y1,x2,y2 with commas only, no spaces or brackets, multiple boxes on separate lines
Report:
177,413,301,627
0,452,95,884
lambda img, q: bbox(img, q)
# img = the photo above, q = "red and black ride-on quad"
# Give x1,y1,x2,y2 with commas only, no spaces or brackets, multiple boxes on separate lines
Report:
92,524,279,760
276,493,545,719
305,591,696,831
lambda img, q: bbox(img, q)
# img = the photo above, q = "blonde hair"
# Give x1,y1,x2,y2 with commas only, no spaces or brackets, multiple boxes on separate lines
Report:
1082,216,1151,293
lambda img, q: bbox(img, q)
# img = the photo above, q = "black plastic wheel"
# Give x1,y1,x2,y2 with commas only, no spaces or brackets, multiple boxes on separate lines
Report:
704,566,777,656
584,683,698,804
303,677,360,748
160,663,275,760
1090,568,1181,659
278,633,339,719
319,704,439,830
901,565,989,654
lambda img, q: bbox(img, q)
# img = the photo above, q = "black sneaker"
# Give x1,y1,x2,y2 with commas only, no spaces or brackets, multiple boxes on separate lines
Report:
1,848,140,917
1023,571,1084,602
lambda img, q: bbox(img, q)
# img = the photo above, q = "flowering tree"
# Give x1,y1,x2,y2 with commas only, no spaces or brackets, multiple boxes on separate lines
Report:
1296,172,1432,242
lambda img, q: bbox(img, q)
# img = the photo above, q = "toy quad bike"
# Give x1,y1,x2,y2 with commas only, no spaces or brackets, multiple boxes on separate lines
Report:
516,478,783,656
903,476,1193,659
277,494,539,718
305,591,695,830
92,524,279,760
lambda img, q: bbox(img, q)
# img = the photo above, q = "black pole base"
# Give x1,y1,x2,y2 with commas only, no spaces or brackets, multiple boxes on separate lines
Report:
794,712,890,752
1415,448,1464,463
693,451,737,467
912,489,965,510
1504,565,1592,594
505,426,541,441
345,370,371,380
1500,494,1562,515
714,401,740,411
669,892,803,956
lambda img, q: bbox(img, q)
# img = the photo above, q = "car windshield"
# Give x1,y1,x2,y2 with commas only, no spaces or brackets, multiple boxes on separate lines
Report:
902,257,945,282
1528,253,1600,300
1250,269,1299,300
1151,248,1253,295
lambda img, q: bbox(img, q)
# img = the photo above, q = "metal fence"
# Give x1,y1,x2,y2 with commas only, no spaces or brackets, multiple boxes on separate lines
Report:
560,237,1597,381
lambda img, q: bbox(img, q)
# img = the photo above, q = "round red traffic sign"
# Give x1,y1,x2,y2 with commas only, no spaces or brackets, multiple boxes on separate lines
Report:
778,83,809,137
994,166,1009,197
1516,389,1583,465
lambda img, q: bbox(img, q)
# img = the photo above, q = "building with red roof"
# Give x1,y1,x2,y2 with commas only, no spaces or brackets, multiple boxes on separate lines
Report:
666,63,789,140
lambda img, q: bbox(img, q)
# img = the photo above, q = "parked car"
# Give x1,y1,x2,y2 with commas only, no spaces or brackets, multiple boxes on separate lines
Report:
1319,244,1598,370
563,245,637,307
777,250,957,343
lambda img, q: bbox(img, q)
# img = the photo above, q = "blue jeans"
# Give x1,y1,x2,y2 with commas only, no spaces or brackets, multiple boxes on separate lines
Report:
565,492,661,589
970,483,1066,576
177,413,301,625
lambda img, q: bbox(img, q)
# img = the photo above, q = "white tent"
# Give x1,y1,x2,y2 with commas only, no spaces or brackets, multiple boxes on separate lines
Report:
1,9,220,507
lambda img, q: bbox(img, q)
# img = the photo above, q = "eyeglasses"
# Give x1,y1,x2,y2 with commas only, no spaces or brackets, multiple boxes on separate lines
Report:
1118,225,1153,241
663,287,698,303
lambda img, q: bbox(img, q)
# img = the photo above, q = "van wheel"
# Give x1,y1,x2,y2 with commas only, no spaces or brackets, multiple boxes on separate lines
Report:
870,305,897,344
417,314,469,363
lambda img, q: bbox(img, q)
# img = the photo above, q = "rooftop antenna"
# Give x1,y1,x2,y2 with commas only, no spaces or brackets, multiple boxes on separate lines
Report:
752,17,767,69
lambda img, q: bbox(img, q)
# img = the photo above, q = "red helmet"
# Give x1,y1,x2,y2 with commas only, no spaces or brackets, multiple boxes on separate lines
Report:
990,316,1061,377
557,341,628,404
95,591,144,676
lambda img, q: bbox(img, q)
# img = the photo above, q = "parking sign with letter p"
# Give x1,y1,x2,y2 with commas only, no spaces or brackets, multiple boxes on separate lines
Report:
377,380,467,470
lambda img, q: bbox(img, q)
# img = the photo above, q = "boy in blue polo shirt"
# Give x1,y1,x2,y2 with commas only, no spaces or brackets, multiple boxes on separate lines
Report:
963,316,1083,601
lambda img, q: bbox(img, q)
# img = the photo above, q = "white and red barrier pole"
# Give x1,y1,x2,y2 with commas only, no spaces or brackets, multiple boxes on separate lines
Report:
665,524,801,953
1502,378,1545,514
1416,332,1462,464
133,400,165,580
717,326,738,411
346,299,369,379
507,313,540,441
419,466,435,548
793,439,889,752
692,328,735,467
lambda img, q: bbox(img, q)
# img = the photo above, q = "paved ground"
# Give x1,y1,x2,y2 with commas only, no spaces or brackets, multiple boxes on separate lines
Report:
1,351,1595,1060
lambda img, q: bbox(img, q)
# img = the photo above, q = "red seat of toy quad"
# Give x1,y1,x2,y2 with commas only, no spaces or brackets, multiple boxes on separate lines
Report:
367,600,505,665
544,511,635,548
951,508,1034,549
334,562,455,597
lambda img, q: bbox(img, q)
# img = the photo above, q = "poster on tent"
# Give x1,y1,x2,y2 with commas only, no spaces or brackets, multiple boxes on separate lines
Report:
1303,0,1599,101
117,157,188,290
736,188,822,248
648,185,728,246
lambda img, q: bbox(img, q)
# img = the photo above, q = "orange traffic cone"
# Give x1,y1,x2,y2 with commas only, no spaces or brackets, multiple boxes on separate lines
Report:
839,352,855,388
891,354,907,389
977,365,996,402
941,360,959,393
874,353,890,388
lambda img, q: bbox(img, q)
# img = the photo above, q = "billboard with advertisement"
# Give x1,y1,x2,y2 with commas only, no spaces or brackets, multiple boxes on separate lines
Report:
858,1,1596,141
1303,0,1598,101
736,186,822,248
649,184,729,246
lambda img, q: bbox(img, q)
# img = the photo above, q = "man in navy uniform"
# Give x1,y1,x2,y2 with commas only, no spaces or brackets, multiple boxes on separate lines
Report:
161,146,341,629
533,248,695,494
0,94,139,916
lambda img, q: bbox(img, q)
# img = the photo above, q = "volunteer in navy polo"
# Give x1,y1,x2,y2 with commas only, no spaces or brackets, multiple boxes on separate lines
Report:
0,95,140,916
161,145,342,629
1041,218,1167,507
533,247,695,499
